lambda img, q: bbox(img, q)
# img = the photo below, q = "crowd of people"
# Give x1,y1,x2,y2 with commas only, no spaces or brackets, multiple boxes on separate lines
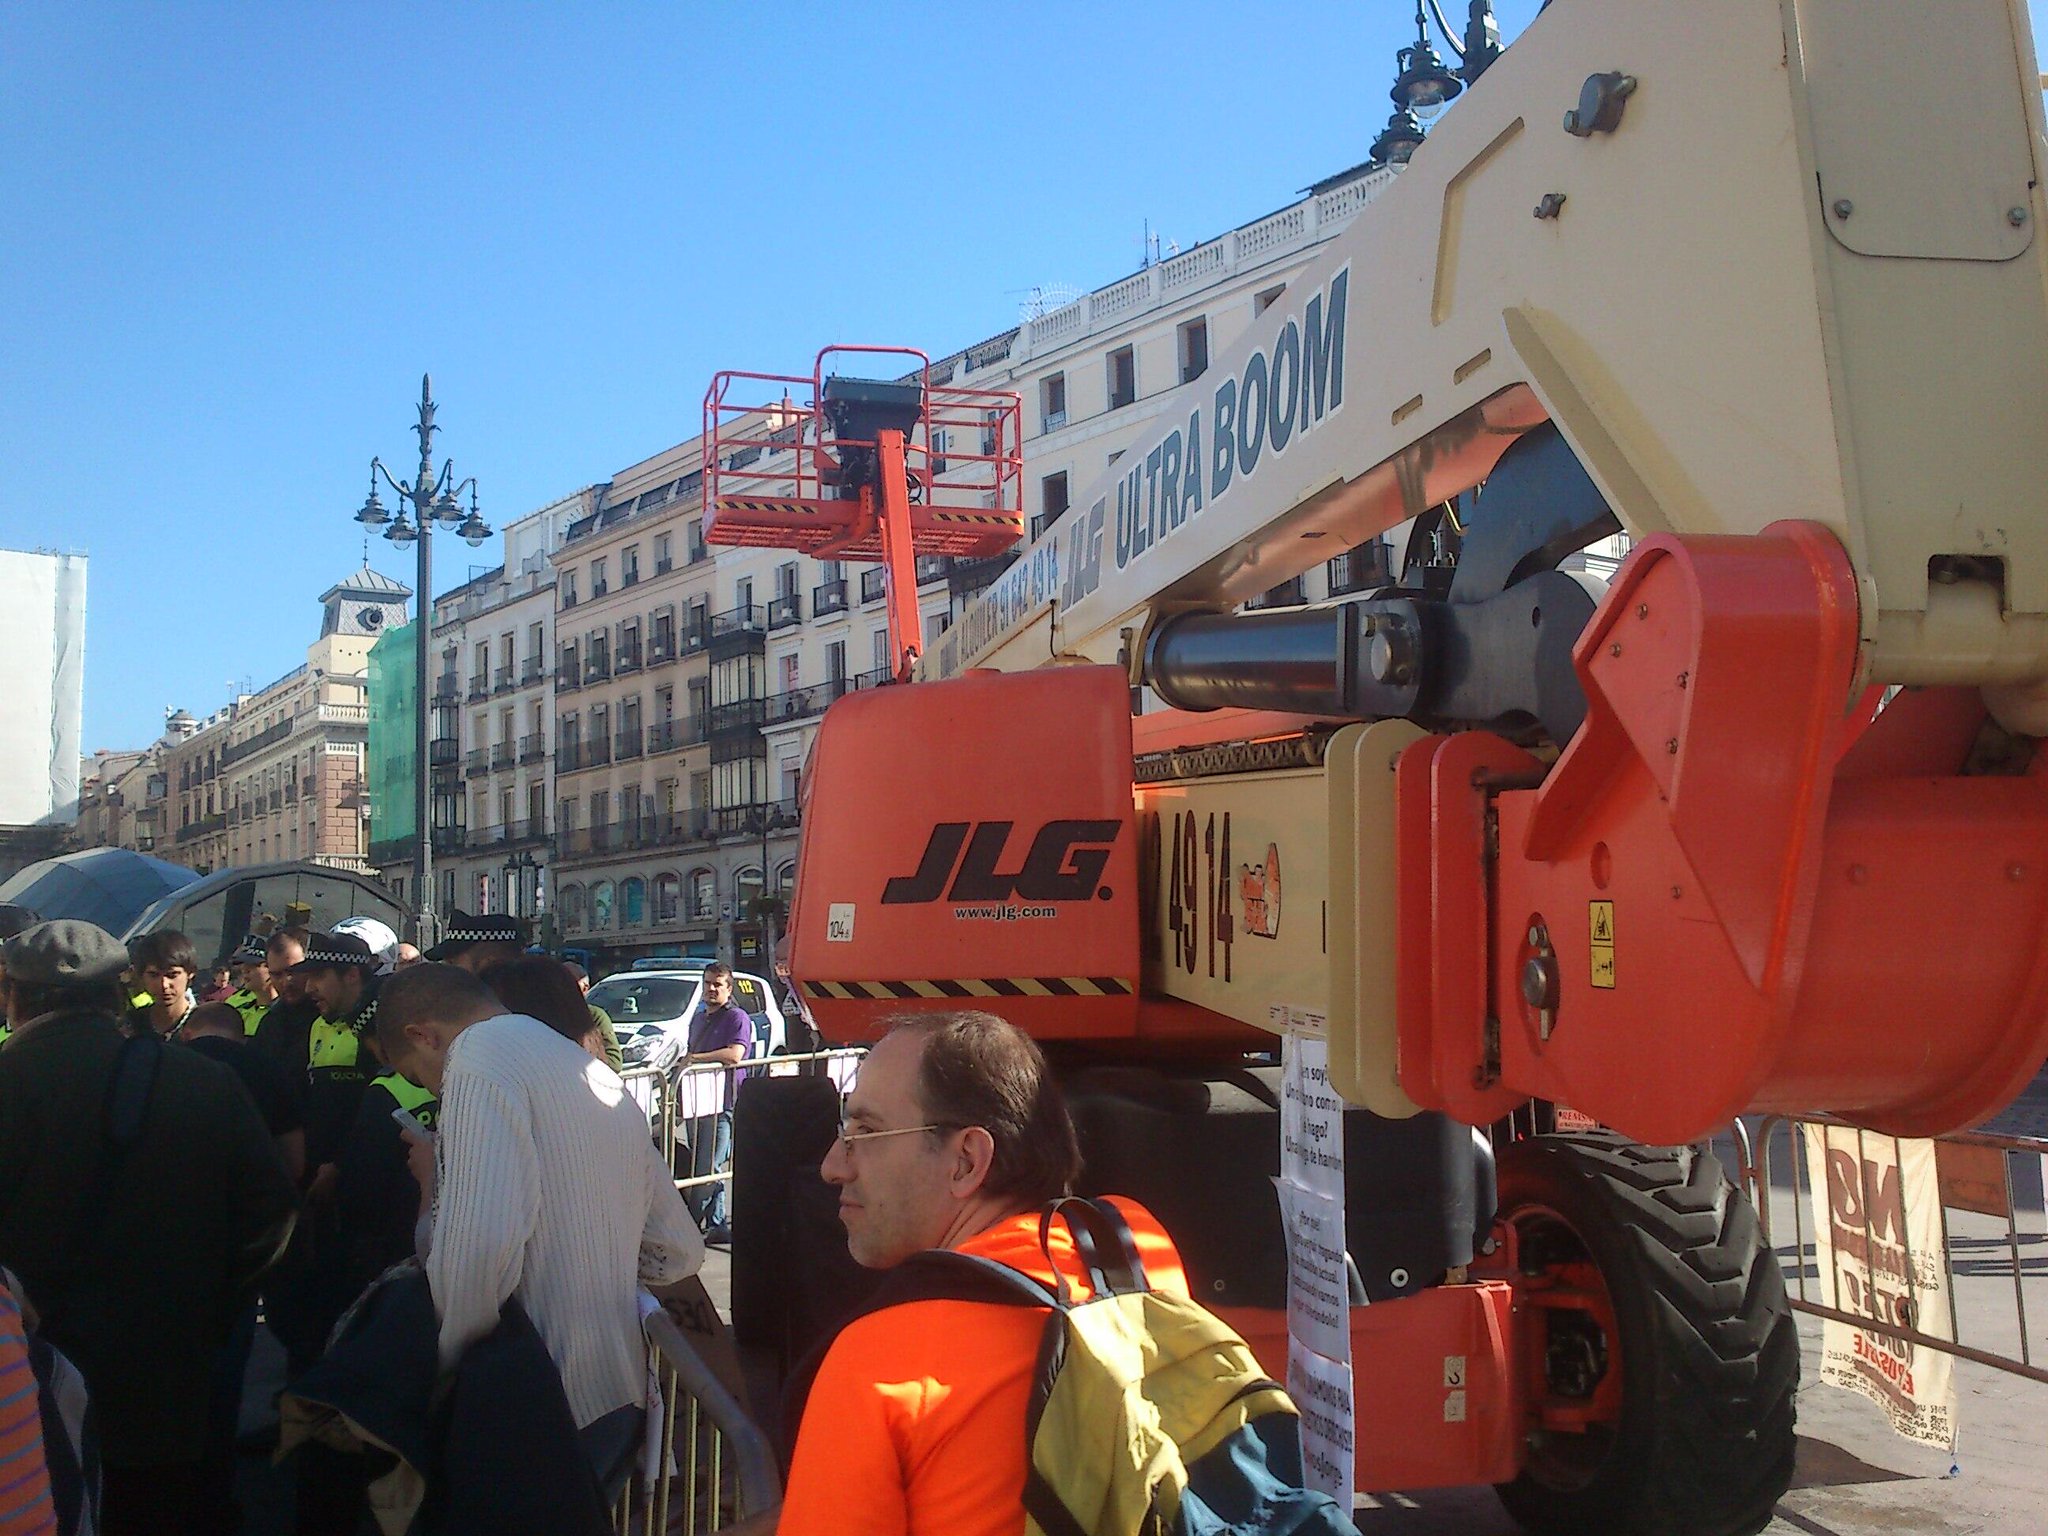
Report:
0,907,716,1536
0,894,1348,1536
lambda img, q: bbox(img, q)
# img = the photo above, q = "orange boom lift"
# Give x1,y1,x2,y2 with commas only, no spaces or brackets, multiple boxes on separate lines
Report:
717,4,2048,1532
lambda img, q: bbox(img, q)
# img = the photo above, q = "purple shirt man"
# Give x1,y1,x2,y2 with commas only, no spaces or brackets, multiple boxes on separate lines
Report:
686,971,754,1110
680,964,752,1240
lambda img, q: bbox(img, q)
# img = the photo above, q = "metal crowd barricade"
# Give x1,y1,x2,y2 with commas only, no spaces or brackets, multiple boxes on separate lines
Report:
1732,1113,2048,1389
613,1309,781,1534
665,1048,867,1201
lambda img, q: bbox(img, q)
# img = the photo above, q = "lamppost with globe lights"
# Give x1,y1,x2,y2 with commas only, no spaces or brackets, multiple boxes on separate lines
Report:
1369,0,1502,170
352,374,492,947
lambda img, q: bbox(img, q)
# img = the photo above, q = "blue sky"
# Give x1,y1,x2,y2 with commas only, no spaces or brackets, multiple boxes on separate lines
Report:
3,0,1638,751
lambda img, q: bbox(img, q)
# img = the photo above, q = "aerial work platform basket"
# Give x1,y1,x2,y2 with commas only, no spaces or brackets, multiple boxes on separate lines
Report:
703,347,1023,677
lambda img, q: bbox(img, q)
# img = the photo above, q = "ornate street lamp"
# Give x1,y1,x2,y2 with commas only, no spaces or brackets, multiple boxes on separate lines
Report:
353,375,492,948
1369,0,1503,169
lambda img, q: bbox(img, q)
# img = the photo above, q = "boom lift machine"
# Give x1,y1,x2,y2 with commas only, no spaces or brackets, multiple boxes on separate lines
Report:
713,4,2048,1532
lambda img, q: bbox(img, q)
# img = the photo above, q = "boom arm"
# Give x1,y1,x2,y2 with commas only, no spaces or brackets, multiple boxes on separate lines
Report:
933,0,2048,727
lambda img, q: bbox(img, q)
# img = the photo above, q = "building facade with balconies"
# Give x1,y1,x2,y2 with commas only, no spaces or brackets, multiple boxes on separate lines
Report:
929,163,1411,625
550,439,731,964
165,566,407,876
72,709,194,858
410,489,593,922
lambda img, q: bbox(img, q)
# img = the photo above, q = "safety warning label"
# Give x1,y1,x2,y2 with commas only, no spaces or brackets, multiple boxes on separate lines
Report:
1589,900,1615,990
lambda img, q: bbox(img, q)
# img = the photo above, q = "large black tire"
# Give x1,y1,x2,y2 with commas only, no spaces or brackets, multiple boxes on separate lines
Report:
1492,1132,1797,1536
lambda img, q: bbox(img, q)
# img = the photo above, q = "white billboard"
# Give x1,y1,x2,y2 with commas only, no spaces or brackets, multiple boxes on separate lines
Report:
0,550,86,826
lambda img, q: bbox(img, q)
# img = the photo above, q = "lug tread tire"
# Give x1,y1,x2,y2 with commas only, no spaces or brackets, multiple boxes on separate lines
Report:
1494,1131,1797,1536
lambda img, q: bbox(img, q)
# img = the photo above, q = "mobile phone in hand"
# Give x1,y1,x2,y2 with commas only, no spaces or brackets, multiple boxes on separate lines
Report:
392,1106,435,1140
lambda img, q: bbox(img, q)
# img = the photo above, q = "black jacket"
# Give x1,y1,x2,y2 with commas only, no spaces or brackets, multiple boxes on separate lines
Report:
281,1264,610,1536
0,1009,298,1466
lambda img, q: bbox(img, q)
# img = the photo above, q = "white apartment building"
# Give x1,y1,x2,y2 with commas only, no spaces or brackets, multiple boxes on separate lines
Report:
418,488,595,924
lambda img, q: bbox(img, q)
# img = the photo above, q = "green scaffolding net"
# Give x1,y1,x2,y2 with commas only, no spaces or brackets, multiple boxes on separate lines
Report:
366,619,417,864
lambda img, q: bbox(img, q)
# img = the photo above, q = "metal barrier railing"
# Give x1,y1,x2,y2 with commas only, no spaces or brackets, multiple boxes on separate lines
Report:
613,1308,781,1534
624,1048,867,1198
1733,1113,2048,1389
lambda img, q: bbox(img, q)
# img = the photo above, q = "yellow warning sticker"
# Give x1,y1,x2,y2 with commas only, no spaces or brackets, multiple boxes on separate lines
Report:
1589,901,1616,989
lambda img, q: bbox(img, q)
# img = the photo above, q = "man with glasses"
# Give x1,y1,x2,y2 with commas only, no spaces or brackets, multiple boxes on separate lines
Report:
754,1010,1185,1536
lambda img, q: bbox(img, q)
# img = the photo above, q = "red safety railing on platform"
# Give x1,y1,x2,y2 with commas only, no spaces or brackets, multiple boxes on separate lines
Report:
701,346,1023,562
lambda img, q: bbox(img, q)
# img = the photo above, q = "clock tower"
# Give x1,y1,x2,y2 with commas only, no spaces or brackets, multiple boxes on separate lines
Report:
319,565,412,638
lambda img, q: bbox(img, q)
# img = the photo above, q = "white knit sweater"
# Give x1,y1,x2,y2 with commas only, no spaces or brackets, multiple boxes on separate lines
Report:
427,1012,704,1428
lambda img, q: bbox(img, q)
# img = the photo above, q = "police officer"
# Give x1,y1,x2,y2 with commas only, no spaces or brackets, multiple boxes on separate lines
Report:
288,932,383,1214
251,926,319,1078
264,932,380,1379
335,1050,437,1295
221,934,275,1035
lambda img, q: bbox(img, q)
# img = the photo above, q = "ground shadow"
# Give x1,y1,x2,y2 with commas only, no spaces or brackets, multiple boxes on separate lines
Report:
1789,1434,1912,1491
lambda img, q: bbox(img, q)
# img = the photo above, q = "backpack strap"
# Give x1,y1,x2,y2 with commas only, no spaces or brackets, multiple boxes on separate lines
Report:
1039,1195,1152,1297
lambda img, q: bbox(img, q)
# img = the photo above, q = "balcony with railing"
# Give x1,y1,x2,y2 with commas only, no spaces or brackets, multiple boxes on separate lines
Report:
584,652,612,684
648,715,709,754
812,579,848,618
267,790,282,812
708,796,802,838
768,593,803,630
655,556,673,576
764,668,888,725
615,726,645,762
491,741,515,770
708,605,765,659
1245,577,1308,609
177,812,228,844
221,717,293,769
949,552,1016,600
708,697,766,736
915,554,949,587
521,656,546,684
615,640,643,675
680,614,711,658
493,665,515,694
647,626,678,667
467,675,490,702
468,817,549,850
766,677,843,726
557,662,582,692
429,736,460,769
859,568,887,605
518,731,546,763
1325,543,1393,597
432,673,460,705
464,749,490,777
558,736,614,773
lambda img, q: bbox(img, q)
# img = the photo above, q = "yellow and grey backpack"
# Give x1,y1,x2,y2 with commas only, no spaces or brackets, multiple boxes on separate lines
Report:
873,1197,1359,1536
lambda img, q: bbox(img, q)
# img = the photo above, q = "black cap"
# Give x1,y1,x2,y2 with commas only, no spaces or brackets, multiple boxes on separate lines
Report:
424,911,528,962
4,920,130,990
286,932,378,974
229,934,267,964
